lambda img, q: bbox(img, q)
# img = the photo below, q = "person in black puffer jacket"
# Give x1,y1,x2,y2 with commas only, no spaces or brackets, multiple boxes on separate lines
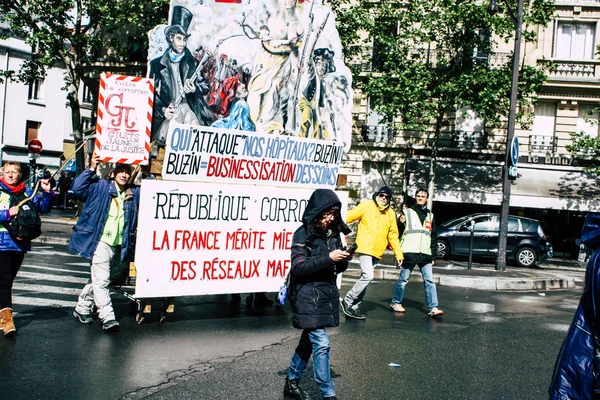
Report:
283,189,353,400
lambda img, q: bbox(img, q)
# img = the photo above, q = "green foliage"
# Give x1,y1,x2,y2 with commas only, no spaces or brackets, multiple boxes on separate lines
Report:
0,0,169,85
331,0,555,132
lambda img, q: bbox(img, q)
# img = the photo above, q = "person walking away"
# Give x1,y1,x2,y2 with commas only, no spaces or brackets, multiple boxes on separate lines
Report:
340,186,403,320
0,162,53,336
69,153,140,332
390,188,444,317
56,171,68,209
284,189,352,400
549,213,600,399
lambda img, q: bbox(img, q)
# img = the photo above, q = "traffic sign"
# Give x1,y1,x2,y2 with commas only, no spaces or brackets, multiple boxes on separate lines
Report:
508,166,518,180
28,139,43,154
510,136,519,166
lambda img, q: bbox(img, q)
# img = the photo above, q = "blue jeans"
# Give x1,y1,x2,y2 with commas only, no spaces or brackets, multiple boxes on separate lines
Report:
392,262,438,311
288,328,335,398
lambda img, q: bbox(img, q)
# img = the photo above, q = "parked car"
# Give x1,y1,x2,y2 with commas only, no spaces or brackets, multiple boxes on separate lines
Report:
435,213,550,267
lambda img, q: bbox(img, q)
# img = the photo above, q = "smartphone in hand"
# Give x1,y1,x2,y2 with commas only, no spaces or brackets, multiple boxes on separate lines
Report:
346,243,358,255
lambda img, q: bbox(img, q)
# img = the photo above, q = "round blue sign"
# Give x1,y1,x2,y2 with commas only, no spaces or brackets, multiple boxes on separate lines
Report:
510,136,519,166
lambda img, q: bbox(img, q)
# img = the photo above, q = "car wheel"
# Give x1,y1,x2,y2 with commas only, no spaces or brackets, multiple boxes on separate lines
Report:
515,247,537,267
436,240,450,259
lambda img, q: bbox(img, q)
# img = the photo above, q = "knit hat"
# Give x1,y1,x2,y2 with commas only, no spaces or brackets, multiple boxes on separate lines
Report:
377,186,392,198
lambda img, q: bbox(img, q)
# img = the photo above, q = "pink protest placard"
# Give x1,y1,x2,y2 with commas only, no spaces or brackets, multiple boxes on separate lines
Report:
96,73,154,165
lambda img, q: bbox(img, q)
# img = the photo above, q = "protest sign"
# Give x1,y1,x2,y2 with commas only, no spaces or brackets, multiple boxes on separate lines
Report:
162,123,343,188
134,179,349,298
95,73,153,165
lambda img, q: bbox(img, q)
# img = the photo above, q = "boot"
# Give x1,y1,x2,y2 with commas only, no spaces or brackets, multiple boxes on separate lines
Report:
0,308,16,337
284,377,311,400
254,292,273,307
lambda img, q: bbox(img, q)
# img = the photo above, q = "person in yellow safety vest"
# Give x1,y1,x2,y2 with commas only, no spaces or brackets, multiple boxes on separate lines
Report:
390,188,444,317
340,186,404,320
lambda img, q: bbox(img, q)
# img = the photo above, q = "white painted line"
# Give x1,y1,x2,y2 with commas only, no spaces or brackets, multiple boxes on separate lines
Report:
22,265,89,275
16,271,89,284
13,283,81,296
12,296,75,308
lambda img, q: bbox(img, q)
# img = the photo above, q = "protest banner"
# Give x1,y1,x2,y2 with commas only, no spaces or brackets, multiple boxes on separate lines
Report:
95,73,153,165
134,179,349,298
147,1,353,149
162,123,343,188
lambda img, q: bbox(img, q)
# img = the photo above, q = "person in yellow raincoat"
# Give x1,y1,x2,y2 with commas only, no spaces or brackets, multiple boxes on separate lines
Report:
340,186,403,320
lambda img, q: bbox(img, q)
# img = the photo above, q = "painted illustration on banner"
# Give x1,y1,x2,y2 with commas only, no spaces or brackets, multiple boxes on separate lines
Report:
134,179,348,298
162,123,342,188
147,0,352,151
96,74,154,165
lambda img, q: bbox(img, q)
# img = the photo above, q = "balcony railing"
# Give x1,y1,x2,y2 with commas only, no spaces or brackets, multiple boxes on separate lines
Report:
451,130,487,149
539,59,600,80
528,135,557,153
361,125,396,143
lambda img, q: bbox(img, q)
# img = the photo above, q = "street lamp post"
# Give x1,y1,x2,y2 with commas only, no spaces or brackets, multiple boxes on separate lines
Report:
488,0,524,270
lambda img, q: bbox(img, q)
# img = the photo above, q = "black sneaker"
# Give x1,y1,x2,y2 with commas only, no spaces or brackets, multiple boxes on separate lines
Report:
284,377,311,400
340,300,353,318
102,320,120,332
350,307,366,320
73,310,93,324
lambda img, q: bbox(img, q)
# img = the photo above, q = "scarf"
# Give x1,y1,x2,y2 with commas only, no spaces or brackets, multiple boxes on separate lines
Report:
376,198,390,211
169,49,184,63
0,178,25,195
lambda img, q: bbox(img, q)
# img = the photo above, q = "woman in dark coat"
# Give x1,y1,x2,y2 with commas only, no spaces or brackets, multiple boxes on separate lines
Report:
549,213,600,399
284,189,353,400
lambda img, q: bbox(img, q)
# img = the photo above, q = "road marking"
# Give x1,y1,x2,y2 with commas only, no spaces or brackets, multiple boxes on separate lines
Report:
12,296,75,308
13,283,81,296
17,271,89,284
22,264,89,276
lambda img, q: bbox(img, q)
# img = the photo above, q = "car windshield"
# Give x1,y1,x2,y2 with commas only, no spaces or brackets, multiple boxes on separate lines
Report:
440,215,471,227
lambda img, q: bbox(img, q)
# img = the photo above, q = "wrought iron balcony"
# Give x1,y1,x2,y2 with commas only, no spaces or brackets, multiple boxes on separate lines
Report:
450,130,487,149
361,125,396,143
528,135,557,153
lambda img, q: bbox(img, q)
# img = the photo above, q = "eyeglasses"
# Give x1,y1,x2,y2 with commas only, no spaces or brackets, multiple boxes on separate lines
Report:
378,193,390,200
320,210,337,219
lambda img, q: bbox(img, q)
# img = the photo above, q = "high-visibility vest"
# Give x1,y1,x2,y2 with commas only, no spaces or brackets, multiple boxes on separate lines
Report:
400,207,433,255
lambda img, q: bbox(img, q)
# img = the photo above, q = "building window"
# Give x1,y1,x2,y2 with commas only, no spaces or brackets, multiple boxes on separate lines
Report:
577,104,599,138
25,120,41,144
82,84,94,104
530,102,556,153
554,22,596,60
28,78,44,101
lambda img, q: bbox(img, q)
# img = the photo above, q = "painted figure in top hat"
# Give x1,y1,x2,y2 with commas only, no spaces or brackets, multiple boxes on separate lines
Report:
149,5,214,144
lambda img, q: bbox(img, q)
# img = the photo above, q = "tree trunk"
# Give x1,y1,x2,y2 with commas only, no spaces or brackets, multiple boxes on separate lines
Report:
427,106,445,210
67,81,85,174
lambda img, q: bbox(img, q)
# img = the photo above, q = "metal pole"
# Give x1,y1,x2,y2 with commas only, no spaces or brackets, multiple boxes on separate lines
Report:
496,0,524,271
468,221,474,270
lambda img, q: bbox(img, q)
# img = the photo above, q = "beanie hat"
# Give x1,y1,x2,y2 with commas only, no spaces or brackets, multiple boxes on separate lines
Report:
377,186,392,198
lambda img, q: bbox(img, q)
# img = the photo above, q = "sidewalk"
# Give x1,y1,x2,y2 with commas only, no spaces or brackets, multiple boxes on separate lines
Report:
37,208,586,291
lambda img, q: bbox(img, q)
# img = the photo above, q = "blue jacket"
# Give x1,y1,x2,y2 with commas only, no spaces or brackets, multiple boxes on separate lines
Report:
549,213,600,400
0,181,53,252
67,169,140,261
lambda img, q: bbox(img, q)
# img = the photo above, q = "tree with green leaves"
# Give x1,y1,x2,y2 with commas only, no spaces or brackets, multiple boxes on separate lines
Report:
330,0,555,203
0,0,169,173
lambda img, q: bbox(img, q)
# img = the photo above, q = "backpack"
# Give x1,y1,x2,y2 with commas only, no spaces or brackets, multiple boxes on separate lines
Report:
1,189,42,241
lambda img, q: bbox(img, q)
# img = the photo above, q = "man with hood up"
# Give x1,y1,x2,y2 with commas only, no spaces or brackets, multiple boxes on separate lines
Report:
284,189,352,400
340,186,404,320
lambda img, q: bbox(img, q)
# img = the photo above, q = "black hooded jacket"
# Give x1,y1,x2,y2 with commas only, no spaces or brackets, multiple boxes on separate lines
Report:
289,189,351,329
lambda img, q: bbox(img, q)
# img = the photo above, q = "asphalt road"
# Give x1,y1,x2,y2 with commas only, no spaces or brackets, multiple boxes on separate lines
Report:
0,244,582,400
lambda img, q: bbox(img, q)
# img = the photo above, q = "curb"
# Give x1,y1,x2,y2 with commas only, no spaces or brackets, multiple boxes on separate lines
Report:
343,267,578,291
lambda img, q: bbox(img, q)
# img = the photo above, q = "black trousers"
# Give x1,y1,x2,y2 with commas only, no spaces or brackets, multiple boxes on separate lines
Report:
0,251,25,309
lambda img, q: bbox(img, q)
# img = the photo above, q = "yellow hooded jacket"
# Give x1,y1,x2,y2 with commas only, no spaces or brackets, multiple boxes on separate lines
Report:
346,199,404,260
